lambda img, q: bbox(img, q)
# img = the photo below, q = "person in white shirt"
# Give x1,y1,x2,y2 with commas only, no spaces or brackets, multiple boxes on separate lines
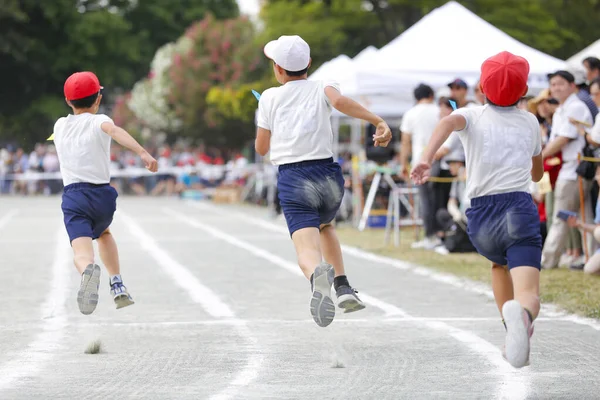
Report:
255,35,392,327
399,84,440,249
412,51,544,369
54,71,158,315
540,70,595,269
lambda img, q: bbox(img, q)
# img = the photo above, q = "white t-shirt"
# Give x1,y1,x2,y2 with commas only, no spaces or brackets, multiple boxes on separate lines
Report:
590,113,600,145
53,113,113,186
550,93,593,181
452,105,541,199
400,102,439,163
256,80,338,165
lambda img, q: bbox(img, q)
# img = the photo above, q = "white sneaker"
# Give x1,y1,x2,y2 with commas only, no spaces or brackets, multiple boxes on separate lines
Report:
434,245,449,255
502,300,534,368
558,254,573,267
411,236,441,250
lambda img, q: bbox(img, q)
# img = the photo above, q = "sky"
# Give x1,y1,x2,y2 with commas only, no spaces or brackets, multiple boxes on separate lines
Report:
236,0,261,16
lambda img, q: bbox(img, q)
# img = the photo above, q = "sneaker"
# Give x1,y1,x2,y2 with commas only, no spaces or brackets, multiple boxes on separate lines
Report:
336,285,366,313
502,300,534,368
110,277,135,310
434,245,450,255
411,236,442,250
77,264,101,315
310,263,336,327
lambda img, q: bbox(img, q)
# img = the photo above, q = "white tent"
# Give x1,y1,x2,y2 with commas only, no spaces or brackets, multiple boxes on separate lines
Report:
567,38,600,67
348,1,566,98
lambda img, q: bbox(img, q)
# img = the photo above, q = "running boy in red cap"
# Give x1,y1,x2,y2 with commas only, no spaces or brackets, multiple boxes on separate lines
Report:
411,51,544,368
54,71,158,315
255,35,392,327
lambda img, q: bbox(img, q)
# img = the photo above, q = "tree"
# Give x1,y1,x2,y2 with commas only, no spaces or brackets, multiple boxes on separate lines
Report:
0,0,240,148
166,14,266,147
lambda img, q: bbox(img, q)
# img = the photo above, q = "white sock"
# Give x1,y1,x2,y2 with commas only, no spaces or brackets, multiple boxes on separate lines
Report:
110,274,122,285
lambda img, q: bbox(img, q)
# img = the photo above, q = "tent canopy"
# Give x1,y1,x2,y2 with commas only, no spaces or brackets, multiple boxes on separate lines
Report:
567,38,600,67
349,1,565,96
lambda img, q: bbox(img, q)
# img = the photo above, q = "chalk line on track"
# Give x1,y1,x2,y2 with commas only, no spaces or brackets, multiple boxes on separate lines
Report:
118,210,263,400
190,201,600,332
0,226,70,391
164,206,531,400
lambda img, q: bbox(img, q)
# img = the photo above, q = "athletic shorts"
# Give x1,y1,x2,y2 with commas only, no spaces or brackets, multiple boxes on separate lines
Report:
277,158,344,236
466,191,542,269
61,183,118,243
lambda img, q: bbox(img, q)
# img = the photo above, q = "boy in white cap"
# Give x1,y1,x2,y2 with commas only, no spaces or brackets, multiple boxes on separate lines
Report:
54,71,158,315
412,51,544,368
256,35,392,327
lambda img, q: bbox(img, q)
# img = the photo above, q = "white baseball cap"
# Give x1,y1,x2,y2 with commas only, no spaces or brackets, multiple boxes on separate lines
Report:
264,35,310,72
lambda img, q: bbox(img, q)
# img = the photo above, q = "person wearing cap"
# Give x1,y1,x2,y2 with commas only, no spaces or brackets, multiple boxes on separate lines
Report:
540,70,595,270
54,71,158,315
447,79,469,108
569,67,598,121
256,35,392,328
412,51,544,368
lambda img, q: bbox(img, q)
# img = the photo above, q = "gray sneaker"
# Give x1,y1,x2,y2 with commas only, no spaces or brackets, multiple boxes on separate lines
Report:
310,263,335,327
77,264,101,315
336,285,366,313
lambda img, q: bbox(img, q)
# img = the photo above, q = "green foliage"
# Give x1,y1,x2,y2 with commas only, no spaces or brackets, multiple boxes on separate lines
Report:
0,0,239,148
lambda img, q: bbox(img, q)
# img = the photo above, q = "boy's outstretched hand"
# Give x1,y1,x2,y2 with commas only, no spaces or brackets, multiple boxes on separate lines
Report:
410,162,431,185
141,151,158,172
373,121,392,147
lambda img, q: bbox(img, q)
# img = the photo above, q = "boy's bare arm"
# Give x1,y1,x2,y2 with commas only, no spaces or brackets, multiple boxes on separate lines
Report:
101,122,158,172
324,86,391,147
541,136,569,159
420,115,466,165
531,154,544,182
255,127,271,156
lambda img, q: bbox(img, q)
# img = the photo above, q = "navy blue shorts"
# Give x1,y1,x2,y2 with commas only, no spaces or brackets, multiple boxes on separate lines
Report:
61,183,118,243
466,192,542,269
277,158,344,236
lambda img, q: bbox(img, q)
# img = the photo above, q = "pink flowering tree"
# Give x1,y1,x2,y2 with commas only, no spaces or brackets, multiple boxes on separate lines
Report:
168,14,266,147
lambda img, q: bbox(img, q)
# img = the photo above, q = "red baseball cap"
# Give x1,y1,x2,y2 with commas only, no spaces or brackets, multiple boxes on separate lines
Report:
64,71,103,101
480,51,529,107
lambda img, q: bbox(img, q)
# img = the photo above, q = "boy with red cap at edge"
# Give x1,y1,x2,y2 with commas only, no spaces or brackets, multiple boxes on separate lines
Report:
411,51,544,368
54,71,158,315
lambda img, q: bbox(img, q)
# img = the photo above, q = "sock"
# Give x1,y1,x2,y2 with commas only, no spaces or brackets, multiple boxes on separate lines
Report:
110,274,123,286
334,275,350,291
524,308,534,324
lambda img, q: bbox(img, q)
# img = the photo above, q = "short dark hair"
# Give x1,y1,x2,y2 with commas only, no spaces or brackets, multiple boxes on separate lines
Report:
547,70,575,83
583,57,600,71
487,97,520,108
284,67,309,77
70,92,100,109
414,84,434,101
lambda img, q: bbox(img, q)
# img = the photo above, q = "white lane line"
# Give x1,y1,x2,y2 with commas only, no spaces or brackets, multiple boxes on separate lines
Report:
165,207,531,400
0,209,19,230
0,226,70,391
118,210,262,400
191,202,600,331
71,316,571,328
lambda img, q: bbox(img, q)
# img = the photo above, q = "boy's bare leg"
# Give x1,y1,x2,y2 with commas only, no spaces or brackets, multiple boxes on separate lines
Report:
97,229,120,276
491,263,514,318
72,237,101,315
320,224,365,312
97,229,134,309
292,227,335,327
502,266,540,368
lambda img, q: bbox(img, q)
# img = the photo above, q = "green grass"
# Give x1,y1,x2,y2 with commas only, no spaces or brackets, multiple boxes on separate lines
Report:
336,227,600,319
